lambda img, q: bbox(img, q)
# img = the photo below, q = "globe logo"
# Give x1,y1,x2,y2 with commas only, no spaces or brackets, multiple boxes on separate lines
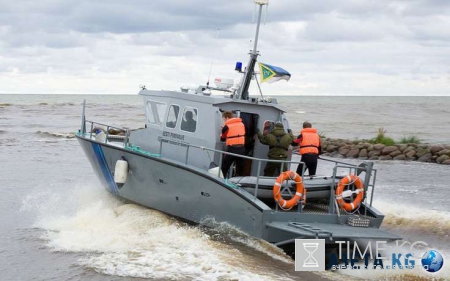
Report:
421,250,444,273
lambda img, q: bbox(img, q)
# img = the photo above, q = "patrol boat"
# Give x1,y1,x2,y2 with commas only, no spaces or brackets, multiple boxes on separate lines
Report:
76,0,400,247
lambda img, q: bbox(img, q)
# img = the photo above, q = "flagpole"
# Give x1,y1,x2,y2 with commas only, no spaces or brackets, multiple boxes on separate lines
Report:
238,0,268,100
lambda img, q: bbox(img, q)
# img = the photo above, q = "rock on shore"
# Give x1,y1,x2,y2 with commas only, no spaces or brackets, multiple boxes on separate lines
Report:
321,138,450,165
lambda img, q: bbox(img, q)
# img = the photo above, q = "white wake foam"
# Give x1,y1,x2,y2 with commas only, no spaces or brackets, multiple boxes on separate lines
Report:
199,218,293,264
23,185,295,280
335,199,450,280
374,199,450,238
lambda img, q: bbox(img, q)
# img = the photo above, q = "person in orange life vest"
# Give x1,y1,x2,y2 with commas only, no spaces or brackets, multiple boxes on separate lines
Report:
292,121,322,176
220,111,246,178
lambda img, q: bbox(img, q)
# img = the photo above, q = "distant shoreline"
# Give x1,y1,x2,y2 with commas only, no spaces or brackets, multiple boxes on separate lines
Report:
320,138,450,165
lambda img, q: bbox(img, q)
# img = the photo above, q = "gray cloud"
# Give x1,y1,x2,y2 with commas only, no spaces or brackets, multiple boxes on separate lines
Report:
0,0,449,95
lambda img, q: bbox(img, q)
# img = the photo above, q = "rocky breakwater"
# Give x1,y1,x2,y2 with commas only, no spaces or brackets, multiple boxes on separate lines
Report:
321,138,450,165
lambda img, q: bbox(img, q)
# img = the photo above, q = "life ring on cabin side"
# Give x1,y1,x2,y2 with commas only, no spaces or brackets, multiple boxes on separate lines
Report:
335,175,364,212
273,171,305,210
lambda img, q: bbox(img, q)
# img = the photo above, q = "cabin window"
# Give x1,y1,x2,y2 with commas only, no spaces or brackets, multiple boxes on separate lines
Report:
145,100,167,126
180,107,198,133
165,105,180,129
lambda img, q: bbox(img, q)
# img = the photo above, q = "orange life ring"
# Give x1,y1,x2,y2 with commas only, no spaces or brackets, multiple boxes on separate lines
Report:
335,175,364,212
273,171,305,209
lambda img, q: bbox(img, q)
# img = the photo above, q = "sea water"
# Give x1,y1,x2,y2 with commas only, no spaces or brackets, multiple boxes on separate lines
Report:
1,94,449,280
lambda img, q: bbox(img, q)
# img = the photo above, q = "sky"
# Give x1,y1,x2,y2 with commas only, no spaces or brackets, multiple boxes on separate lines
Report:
0,0,449,96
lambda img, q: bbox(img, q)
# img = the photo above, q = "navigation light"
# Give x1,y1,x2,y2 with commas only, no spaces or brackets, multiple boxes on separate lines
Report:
235,62,242,72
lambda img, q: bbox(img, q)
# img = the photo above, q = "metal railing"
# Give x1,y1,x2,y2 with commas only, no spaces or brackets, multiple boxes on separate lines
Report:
79,100,130,145
79,119,130,145
157,136,303,199
78,99,377,213
319,157,377,215
156,136,377,211
78,117,377,213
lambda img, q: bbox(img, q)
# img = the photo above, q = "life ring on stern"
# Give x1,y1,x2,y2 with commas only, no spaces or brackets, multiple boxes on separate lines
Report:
273,171,305,210
335,175,364,212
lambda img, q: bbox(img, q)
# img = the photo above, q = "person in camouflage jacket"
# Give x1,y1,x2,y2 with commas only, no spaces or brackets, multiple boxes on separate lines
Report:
257,123,295,176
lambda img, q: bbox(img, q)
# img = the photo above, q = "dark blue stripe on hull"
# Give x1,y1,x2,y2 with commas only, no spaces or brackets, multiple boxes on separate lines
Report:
91,142,119,195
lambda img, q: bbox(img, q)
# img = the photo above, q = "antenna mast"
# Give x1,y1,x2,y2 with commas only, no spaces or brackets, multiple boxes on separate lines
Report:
207,29,220,88
237,0,269,100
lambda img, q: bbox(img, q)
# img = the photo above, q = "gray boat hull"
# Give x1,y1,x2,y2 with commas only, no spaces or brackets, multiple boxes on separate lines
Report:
78,136,267,237
78,136,401,245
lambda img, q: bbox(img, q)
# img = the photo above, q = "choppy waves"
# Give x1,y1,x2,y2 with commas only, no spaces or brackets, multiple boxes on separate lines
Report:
0,138,18,146
21,185,299,281
334,200,450,280
199,218,293,264
35,131,76,139
376,200,450,238
0,102,77,107
19,187,450,280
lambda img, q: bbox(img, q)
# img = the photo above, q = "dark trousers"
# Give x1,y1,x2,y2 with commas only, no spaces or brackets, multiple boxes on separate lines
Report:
296,153,318,176
222,146,246,178
264,158,288,177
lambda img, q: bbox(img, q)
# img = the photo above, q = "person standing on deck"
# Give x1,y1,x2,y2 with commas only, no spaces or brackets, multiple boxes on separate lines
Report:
292,121,322,176
220,111,246,178
257,123,295,176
